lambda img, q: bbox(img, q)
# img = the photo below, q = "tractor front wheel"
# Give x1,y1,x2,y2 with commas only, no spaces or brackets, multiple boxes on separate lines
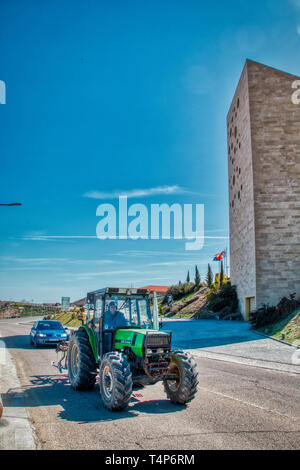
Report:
163,350,198,405
99,352,132,411
67,330,97,390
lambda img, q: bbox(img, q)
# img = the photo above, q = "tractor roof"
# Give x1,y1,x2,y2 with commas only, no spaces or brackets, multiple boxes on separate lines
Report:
87,287,150,297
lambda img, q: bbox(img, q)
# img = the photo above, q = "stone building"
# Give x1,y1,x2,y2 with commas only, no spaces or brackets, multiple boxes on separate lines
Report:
227,59,300,319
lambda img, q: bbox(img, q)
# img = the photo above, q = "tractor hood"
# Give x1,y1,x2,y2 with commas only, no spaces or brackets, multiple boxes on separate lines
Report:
114,328,171,358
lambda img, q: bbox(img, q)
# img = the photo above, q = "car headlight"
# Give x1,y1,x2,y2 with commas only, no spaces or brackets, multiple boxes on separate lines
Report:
37,334,46,337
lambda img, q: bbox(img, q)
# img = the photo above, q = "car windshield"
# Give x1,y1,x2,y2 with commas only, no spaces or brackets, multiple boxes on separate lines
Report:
103,296,153,329
37,321,64,330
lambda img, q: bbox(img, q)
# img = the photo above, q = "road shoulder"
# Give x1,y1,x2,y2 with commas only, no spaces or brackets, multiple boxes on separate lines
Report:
0,332,37,450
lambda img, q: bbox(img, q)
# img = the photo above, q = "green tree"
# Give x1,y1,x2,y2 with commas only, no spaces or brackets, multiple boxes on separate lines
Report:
186,270,190,283
195,265,200,287
220,261,224,286
206,263,213,288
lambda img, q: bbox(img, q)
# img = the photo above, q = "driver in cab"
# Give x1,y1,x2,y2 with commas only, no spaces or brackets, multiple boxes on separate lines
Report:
104,301,129,329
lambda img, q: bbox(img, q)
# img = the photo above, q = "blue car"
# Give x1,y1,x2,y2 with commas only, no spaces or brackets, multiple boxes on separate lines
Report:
30,320,69,347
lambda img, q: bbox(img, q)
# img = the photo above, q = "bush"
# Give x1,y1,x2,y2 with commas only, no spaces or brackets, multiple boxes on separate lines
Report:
249,304,280,329
250,294,300,329
207,284,238,313
163,282,195,303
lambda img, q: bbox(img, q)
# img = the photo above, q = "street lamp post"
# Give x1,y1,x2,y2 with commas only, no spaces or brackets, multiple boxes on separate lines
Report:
0,203,22,206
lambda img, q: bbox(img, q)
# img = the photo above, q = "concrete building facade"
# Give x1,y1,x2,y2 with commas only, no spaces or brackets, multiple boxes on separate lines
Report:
227,59,300,319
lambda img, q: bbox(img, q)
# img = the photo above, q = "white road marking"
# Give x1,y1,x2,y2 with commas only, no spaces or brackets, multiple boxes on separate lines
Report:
197,384,300,421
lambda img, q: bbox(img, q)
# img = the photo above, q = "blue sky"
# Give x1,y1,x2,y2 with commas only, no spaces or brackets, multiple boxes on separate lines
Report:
1,0,300,302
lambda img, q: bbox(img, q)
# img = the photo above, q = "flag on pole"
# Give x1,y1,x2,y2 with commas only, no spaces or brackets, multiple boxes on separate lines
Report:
213,251,226,261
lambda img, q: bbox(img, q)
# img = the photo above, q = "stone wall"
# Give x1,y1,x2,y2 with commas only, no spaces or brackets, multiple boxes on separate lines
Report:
228,60,300,318
227,62,256,317
247,60,300,308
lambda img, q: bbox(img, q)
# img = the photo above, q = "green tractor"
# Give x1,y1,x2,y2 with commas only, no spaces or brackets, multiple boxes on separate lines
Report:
64,287,198,411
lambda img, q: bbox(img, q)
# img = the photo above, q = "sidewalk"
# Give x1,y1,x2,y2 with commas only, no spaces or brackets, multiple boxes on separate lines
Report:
162,319,300,374
0,333,36,450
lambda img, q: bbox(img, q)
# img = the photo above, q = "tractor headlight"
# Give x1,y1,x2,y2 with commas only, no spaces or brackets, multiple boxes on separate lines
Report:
146,349,152,355
157,348,164,354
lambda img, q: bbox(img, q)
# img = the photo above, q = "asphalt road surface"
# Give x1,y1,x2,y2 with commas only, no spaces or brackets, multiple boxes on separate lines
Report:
1,318,300,450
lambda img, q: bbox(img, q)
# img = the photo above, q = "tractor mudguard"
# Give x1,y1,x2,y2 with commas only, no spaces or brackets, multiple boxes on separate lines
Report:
79,325,98,362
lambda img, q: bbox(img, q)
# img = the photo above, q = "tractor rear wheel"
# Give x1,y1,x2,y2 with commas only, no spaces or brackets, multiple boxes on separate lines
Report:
99,352,132,411
67,330,97,390
163,350,198,404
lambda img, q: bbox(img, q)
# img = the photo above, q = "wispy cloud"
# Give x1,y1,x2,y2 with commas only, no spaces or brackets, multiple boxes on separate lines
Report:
83,185,189,199
0,256,69,264
291,0,300,9
21,235,97,241
0,256,118,266
21,234,228,242
290,0,300,34
75,270,138,280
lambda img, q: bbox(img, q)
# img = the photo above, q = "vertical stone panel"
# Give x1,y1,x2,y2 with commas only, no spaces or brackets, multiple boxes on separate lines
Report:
247,60,300,308
228,60,300,318
227,63,256,317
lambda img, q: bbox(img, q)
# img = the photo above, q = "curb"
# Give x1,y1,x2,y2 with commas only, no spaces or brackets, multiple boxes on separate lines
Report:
252,329,300,349
188,348,300,375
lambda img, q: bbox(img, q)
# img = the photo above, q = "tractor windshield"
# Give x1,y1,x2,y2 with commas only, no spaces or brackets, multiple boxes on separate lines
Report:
104,296,152,329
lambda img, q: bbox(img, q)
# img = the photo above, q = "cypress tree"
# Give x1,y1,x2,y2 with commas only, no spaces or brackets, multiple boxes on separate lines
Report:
220,261,224,286
206,263,213,288
195,265,200,286
186,270,190,283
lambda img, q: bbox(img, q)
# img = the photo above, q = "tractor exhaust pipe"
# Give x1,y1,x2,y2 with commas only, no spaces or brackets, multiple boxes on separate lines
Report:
153,291,159,331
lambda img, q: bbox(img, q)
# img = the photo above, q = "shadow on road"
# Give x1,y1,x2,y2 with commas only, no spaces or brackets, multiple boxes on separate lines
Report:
1,334,66,350
2,374,185,424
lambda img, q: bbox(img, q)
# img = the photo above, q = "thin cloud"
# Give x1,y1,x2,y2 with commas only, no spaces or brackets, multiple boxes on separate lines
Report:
83,185,189,199
0,256,69,264
0,256,118,266
22,235,97,241
21,234,228,241
75,270,138,280
291,0,300,9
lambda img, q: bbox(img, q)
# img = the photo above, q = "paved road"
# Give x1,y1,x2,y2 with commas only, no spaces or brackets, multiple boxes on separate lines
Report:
0,317,300,450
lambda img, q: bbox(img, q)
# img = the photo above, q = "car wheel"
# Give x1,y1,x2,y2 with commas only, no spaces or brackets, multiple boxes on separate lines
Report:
34,337,39,348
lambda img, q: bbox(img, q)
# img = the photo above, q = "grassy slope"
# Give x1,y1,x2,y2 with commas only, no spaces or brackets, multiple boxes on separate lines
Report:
258,309,300,346
50,312,82,328
159,288,212,319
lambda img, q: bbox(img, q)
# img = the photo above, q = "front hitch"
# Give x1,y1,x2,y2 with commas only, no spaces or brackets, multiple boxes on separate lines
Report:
51,341,69,373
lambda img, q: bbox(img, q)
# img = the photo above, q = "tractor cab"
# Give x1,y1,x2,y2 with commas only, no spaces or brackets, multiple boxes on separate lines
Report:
86,287,159,357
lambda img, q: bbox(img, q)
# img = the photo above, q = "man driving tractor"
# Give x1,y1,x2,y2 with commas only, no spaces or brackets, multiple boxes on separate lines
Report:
104,300,129,329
